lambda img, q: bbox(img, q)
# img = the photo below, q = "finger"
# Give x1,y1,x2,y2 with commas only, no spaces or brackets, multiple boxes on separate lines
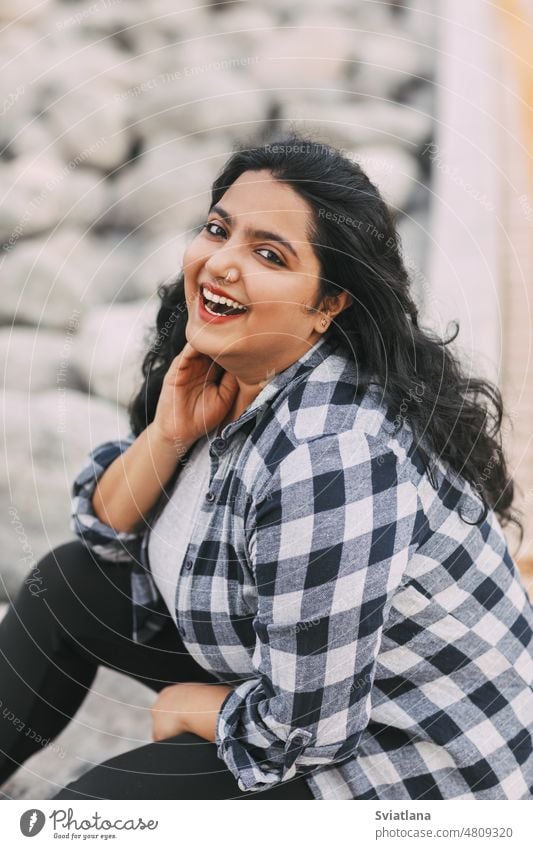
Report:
166,343,207,380
218,369,239,399
178,341,199,360
194,356,224,385
171,342,198,370
208,361,225,384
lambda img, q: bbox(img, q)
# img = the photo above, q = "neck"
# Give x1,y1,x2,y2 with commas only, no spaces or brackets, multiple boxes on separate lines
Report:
217,334,325,432
218,376,270,431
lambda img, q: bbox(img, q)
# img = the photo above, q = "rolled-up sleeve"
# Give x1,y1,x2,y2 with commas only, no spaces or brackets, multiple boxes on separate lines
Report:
215,431,419,793
70,429,142,563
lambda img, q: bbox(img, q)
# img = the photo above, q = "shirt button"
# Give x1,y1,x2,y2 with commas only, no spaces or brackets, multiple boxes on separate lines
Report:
185,558,193,570
205,490,215,503
213,436,227,452
177,624,186,638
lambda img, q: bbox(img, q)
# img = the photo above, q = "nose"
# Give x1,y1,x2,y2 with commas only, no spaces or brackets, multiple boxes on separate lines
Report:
203,235,243,283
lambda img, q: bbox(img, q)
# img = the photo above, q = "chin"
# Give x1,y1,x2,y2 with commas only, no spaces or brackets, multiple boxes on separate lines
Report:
185,324,218,353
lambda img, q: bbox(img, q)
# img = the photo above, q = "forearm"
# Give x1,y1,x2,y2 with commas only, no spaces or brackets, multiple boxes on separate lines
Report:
91,422,194,534
179,684,234,742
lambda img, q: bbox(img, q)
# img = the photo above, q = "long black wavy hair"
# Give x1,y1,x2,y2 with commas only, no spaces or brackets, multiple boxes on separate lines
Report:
128,132,521,537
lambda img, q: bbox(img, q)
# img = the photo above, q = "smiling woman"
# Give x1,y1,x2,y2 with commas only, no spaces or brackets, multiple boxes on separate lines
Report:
1,134,532,801
181,166,352,423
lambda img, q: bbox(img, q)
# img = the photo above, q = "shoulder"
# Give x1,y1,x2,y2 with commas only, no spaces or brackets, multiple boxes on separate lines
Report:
283,346,397,443
247,350,409,504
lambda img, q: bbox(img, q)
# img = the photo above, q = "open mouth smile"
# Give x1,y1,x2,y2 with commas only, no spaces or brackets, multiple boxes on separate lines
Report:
199,285,249,319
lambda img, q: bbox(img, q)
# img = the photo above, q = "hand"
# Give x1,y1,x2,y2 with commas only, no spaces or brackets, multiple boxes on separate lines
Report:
152,341,239,448
151,682,234,743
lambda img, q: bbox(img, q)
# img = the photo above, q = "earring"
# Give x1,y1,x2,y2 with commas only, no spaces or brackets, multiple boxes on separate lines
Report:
321,317,329,328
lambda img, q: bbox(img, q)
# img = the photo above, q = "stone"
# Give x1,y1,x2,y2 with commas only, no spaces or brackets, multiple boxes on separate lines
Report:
0,0,52,21
0,28,37,139
350,27,434,98
71,299,160,407
0,327,83,394
128,68,268,148
282,100,432,152
248,14,354,89
350,144,420,212
0,156,107,245
0,229,139,329
43,82,132,172
106,137,225,236
400,0,439,47
0,389,131,600
131,231,188,300
203,6,276,42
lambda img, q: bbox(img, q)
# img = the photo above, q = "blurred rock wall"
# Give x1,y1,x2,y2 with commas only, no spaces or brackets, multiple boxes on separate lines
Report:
1,1,437,596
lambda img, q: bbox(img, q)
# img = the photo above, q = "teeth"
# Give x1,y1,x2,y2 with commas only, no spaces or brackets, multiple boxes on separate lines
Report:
202,286,247,311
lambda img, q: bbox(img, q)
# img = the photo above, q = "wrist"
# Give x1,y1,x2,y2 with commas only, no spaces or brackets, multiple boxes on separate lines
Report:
148,421,194,458
179,683,234,742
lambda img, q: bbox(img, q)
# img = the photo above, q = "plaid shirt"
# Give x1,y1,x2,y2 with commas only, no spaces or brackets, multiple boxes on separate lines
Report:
70,332,533,799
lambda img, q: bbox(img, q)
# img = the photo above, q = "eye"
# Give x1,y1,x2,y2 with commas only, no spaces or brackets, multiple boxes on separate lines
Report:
203,221,226,237
256,248,285,266
203,221,285,267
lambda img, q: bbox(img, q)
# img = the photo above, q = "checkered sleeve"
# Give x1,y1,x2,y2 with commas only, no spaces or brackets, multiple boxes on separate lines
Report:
70,429,143,563
215,431,419,793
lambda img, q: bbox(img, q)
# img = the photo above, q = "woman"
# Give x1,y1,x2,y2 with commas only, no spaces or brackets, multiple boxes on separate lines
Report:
1,134,533,800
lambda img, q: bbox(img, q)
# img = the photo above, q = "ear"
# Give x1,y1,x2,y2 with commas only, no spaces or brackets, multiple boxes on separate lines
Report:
340,291,353,312
326,291,353,317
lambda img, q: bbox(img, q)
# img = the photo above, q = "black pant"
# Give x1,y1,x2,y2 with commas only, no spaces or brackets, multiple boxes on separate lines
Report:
0,540,314,800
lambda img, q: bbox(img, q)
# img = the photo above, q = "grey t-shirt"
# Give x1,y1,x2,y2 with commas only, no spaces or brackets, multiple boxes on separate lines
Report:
148,430,216,625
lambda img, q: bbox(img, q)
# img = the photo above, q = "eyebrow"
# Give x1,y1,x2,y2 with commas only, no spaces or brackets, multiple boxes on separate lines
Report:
208,204,300,260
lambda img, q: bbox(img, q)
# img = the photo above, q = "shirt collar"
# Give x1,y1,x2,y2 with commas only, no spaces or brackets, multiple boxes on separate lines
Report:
219,333,339,438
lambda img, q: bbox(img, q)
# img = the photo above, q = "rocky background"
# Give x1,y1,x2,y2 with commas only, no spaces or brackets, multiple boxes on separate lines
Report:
0,0,437,798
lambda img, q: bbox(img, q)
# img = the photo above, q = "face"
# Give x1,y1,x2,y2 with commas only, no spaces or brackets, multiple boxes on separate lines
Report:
182,169,351,389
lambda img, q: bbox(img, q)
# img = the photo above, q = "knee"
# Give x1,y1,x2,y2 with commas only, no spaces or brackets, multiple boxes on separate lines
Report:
21,540,93,604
